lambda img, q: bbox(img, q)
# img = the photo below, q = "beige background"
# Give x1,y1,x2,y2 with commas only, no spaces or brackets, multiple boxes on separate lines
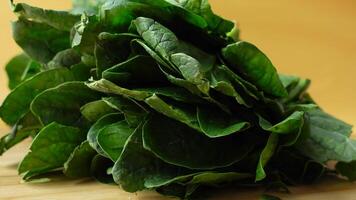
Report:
0,1,355,199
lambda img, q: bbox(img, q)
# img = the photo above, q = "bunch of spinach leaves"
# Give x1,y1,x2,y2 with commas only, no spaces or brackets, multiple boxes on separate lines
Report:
0,0,354,199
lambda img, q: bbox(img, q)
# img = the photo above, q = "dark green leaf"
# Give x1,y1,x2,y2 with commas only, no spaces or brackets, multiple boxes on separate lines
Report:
87,79,151,101
31,81,102,126
101,0,207,33
102,55,166,86
103,96,147,127
144,94,200,131
87,113,124,156
18,122,85,180
5,54,41,90
133,17,178,62
12,19,70,63
281,76,310,103
64,141,97,178
72,15,101,54
297,109,354,163
113,122,194,192
258,111,304,134
47,49,81,69
143,114,256,169
90,154,115,184
70,62,93,81
130,39,176,73
80,100,116,122
172,0,234,35
12,2,80,31
95,32,139,77
197,106,250,138
0,68,74,125
222,41,287,97
97,120,136,161
171,53,210,94
256,134,279,181
187,172,252,186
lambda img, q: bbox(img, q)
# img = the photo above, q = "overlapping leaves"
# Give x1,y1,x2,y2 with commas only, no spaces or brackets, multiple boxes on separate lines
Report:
0,1,354,200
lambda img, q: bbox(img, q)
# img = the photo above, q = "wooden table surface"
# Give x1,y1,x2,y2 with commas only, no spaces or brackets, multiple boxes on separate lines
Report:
1,137,356,200
0,0,355,199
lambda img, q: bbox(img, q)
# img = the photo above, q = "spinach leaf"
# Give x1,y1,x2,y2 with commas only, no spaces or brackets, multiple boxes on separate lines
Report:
12,19,71,63
87,113,124,156
101,0,207,33
258,111,304,134
72,15,101,54
187,172,252,186
95,33,139,77
31,82,102,126
87,79,151,101
47,49,81,69
90,154,115,184
112,122,194,192
133,17,179,62
97,119,136,161
171,53,210,94
144,94,200,131
222,41,287,97
142,114,256,169
102,55,166,86
197,106,250,138
80,100,116,122
297,109,354,163
12,2,80,31
103,96,148,127
18,123,85,180
256,134,279,181
0,1,353,199
0,68,74,125
171,0,234,35
5,54,41,90
64,141,97,178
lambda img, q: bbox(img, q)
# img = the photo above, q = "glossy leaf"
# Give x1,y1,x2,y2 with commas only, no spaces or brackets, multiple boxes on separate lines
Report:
18,123,85,180
31,82,102,126
222,41,287,97
12,19,70,63
143,115,256,169
0,68,74,125
5,54,41,90
256,134,279,181
97,120,136,161
197,106,250,138
297,109,354,163
258,111,304,134
87,113,124,156
80,100,116,122
113,123,193,192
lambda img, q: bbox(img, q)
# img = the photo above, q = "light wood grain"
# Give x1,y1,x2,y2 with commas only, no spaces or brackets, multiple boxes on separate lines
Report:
0,0,355,199
1,138,356,200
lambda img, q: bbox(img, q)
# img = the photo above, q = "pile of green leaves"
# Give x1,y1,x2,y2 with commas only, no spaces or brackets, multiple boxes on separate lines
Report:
0,0,354,199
